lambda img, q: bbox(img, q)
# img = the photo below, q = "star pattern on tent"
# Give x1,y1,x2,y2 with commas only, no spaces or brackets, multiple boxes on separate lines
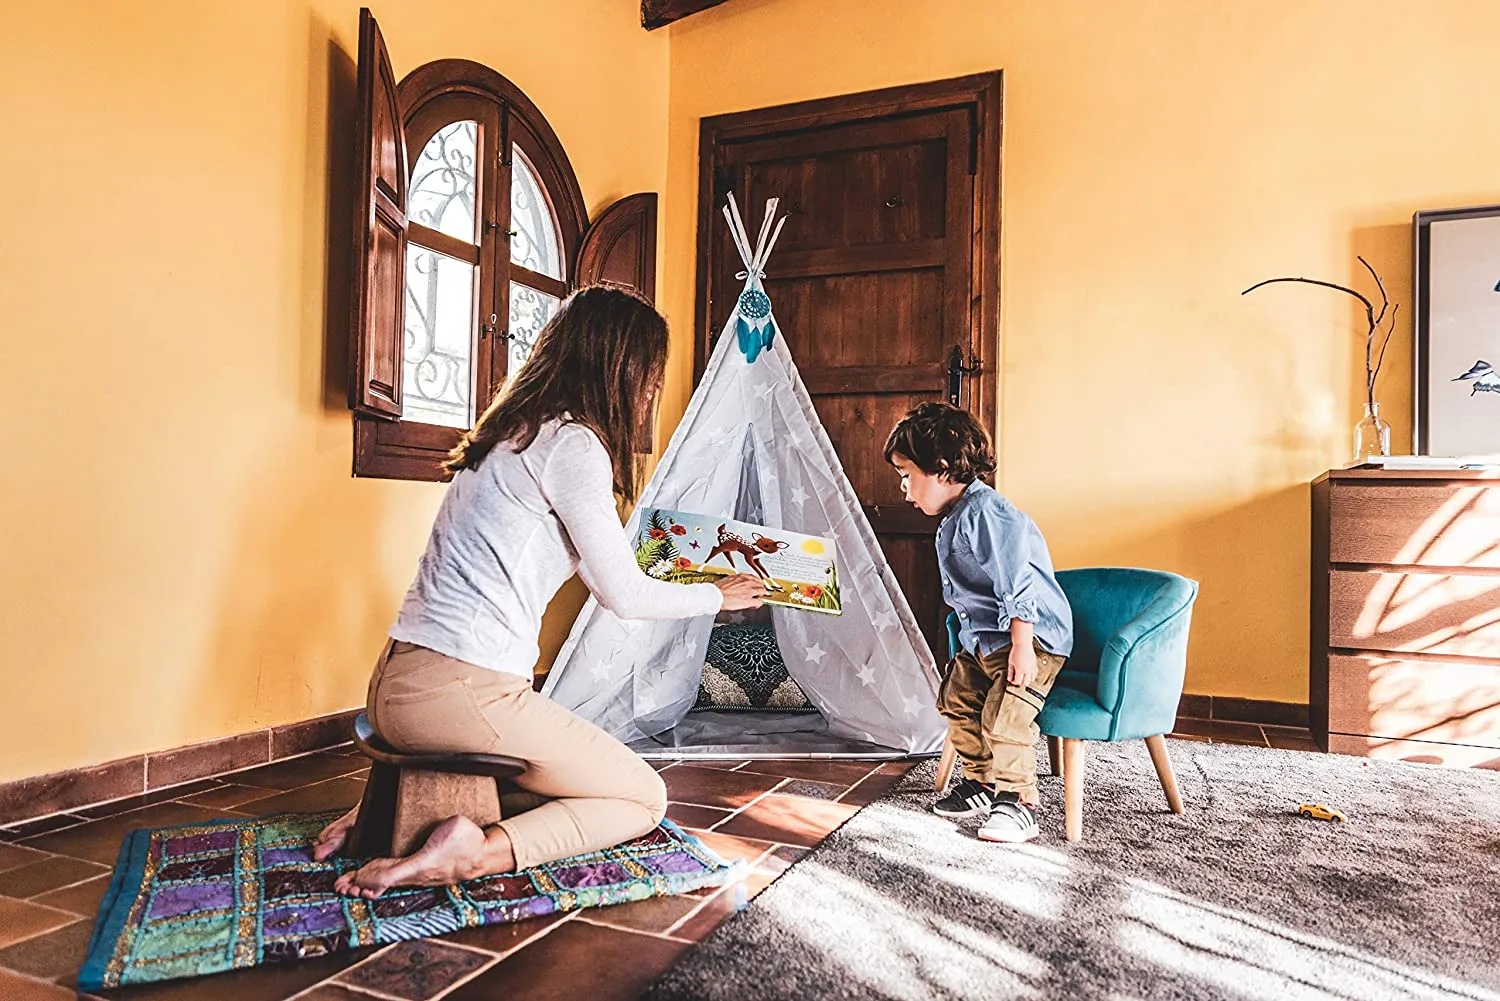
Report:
789,485,809,507
872,607,899,632
590,648,617,682
856,664,876,687
804,643,827,664
900,693,925,716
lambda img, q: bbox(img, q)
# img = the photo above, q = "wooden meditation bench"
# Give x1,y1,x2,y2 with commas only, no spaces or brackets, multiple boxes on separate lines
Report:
343,712,529,858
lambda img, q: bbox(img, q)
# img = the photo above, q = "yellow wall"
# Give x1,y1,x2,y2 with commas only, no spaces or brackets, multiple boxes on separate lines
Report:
660,0,1500,704
0,0,668,782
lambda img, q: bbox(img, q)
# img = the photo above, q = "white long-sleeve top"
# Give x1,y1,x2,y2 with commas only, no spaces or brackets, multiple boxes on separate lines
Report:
390,418,723,677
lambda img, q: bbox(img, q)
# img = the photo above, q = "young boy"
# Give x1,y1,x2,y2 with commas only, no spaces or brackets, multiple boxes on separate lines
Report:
884,403,1073,843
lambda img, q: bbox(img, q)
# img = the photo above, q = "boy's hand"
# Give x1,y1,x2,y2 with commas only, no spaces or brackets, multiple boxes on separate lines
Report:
1007,642,1038,690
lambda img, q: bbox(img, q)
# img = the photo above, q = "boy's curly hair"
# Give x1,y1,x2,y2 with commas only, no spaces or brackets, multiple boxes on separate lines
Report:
882,403,995,484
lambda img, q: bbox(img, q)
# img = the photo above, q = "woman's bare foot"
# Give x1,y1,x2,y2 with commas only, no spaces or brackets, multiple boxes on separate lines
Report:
333,816,499,899
312,806,359,862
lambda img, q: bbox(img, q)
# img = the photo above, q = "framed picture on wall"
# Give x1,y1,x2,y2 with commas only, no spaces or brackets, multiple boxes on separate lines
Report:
1414,204,1500,457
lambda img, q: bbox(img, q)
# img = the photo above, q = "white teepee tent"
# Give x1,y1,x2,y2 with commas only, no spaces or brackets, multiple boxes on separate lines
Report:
542,196,945,758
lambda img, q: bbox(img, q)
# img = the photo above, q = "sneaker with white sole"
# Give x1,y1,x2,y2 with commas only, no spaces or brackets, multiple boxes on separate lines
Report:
977,794,1040,843
932,777,997,818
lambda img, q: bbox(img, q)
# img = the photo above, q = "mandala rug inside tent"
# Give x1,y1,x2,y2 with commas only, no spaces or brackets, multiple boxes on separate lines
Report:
79,811,741,990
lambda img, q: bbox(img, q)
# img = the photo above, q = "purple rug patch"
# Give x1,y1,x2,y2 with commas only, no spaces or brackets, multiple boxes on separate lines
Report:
163,830,237,858
148,880,234,920
552,861,633,889
263,900,346,937
643,851,709,876
261,846,313,867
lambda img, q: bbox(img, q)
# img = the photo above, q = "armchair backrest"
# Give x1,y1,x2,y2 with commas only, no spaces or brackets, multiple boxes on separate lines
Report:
1056,569,1176,672
1058,568,1199,739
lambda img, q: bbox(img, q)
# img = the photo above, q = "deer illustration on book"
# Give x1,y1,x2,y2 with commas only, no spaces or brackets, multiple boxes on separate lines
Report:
706,523,787,588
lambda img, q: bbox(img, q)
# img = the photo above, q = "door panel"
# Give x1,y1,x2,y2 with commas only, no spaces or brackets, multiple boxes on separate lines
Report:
765,271,948,370
698,76,1001,663
746,137,952,251
816,393,946,508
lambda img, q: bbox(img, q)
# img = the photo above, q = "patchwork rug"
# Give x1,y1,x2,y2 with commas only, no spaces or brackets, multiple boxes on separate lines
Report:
79,811,741,991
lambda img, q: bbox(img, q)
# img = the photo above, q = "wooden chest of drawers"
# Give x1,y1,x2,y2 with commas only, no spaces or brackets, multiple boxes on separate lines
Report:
1311,469,1500,766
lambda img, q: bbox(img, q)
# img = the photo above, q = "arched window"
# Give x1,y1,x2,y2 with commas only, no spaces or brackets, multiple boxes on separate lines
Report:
349,12,658,481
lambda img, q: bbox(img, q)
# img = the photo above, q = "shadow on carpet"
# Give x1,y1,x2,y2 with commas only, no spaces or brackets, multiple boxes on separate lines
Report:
645,740,1500,1001
79,812,740,991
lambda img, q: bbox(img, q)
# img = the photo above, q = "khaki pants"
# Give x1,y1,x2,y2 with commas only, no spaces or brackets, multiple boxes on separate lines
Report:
937,640,1066,804
366,641,667,871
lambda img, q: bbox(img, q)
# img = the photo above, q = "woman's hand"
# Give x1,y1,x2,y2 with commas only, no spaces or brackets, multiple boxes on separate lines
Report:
715,573,768,610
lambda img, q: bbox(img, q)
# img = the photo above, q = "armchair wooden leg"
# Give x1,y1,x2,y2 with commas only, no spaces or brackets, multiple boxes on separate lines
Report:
934,736,957,792
1062,738,1085,842
1047,736,1063,778
1145,734,1185,814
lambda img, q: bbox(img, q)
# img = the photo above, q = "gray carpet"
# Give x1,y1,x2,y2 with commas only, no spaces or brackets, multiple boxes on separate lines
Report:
646,739,1500,1001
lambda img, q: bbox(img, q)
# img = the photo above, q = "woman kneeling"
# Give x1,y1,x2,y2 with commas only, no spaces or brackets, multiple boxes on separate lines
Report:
313,287,765,897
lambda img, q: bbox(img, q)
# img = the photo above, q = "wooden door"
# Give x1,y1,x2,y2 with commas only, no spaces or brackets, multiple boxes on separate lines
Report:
696,75,1002,661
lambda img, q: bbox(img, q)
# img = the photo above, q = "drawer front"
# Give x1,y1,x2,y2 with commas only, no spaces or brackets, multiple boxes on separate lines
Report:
1328,569,1500,659
1329,483,1500,568
1327,652,1500,749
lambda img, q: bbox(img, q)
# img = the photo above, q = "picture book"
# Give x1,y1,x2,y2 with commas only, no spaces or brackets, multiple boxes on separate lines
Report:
633,508,841,615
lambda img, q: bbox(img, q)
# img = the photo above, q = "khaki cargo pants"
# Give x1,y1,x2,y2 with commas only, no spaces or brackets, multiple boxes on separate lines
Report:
937,640,1066,804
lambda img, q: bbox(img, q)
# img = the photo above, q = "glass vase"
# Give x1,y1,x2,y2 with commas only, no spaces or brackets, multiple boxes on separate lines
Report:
1353,402,1391,463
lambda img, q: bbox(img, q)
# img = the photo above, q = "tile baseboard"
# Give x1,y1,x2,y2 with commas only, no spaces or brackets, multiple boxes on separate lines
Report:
0,709,360,826
1178,694,1309,729
1177,694,1211,718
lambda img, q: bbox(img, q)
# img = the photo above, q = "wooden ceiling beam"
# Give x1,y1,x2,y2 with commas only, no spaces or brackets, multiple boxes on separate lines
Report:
641,0,732,30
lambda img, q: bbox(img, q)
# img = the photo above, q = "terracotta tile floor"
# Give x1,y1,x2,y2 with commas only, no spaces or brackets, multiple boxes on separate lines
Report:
0,720,1320,999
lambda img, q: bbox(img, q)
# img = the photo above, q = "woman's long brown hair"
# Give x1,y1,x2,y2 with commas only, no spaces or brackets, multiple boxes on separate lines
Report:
444,285,668,497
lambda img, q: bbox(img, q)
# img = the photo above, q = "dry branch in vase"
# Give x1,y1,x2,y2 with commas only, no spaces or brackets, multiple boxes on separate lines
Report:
1241,256,1400,413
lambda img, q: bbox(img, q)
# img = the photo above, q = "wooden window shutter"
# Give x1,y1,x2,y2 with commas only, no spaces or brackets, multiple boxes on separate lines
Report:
348,8,410,419
575,193,660,452
574,193,658,304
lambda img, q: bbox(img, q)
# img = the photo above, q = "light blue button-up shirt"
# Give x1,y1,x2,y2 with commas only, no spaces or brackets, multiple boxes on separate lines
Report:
937,480,1074,659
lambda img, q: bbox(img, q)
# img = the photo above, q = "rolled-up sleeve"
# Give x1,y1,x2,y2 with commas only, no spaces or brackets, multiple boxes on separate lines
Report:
959,506,1040,625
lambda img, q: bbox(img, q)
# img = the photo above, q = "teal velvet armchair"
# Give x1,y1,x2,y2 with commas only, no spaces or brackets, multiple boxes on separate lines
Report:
941,567,1199,842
